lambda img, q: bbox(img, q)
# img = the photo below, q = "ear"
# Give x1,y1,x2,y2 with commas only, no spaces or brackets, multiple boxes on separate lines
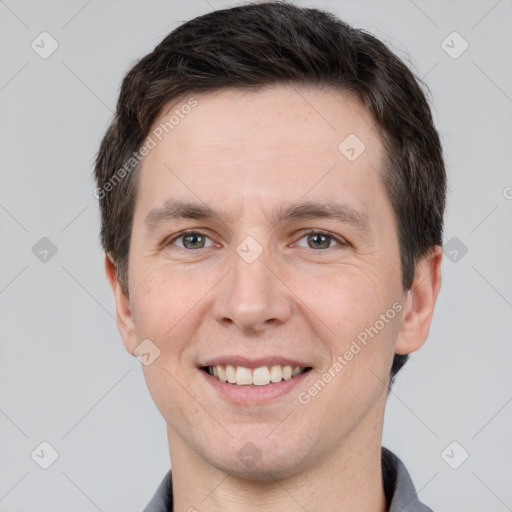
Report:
104,253,138,355
395,245,443,355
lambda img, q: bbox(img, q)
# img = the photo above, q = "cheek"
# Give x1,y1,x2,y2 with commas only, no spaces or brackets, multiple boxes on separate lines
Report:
129,261,200,347
289,264,400,381
130,265,201,419
289,264,385,337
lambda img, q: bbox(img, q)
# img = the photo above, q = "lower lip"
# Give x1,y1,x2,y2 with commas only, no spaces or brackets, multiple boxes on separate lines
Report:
200,368,312,405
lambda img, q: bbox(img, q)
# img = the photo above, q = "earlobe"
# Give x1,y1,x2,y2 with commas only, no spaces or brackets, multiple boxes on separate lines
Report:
395,245,443,355
104,253,138,355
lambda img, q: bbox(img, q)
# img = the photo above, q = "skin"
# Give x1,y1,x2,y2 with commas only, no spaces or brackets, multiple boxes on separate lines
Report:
105,85,442,512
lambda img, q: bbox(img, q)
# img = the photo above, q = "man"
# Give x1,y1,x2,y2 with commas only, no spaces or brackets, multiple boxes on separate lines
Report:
94,2,445,511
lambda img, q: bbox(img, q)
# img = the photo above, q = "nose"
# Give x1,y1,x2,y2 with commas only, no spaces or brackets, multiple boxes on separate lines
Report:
212,247,293,333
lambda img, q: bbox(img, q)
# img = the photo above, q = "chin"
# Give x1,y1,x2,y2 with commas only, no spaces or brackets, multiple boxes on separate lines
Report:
211,454,306,482
202,433,310,482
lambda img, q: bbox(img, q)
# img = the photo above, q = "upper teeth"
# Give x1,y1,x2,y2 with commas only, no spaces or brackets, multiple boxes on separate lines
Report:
207,365,307,386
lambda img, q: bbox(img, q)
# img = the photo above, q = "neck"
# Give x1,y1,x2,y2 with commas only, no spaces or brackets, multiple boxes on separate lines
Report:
168,421,387,512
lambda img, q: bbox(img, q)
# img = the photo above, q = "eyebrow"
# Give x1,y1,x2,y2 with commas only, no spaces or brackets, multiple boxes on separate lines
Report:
270,201,370,232
143,199,372,235
143,200,231,230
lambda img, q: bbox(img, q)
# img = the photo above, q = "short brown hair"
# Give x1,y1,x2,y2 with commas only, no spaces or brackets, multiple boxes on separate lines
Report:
94,1,446,382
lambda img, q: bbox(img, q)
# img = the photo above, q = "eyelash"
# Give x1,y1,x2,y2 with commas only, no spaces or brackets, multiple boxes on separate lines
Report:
165,229,348,250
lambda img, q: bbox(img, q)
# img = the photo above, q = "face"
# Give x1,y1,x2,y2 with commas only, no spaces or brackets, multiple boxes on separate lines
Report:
108,85,438,479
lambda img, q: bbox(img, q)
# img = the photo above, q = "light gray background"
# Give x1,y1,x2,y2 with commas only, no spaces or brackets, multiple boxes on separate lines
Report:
1,0,511,510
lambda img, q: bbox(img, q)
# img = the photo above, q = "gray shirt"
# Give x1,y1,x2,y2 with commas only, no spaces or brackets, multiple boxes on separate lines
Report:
143,447,433,512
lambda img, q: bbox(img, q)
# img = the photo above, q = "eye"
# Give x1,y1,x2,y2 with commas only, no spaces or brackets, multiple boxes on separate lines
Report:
167,230,214,250
165,229,346,251
295,230,345,250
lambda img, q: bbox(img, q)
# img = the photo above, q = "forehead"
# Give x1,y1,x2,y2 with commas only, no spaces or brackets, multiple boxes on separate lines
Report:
135,85,388,224
151,85,381,161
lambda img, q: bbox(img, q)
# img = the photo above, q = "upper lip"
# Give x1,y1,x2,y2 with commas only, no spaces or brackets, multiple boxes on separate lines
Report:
199,356,312,369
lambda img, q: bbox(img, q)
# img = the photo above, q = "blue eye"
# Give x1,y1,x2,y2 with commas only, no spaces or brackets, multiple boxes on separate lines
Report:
170,231,214,250
165,229,346,251
295,230,344,250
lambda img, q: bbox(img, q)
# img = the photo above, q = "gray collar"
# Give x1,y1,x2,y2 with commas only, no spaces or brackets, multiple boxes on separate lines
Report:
143,447,433,512
382,447,433,512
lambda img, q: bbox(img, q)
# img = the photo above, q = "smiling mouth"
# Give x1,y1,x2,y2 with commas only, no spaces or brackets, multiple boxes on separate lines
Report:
201,364,313,386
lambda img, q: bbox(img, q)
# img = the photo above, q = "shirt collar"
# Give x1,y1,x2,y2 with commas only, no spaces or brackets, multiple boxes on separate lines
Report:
382,447,433,512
